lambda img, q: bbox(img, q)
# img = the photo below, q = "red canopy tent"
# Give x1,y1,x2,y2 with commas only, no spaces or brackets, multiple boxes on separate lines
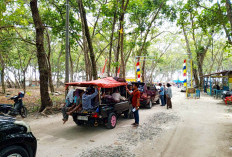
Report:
65,77,127,88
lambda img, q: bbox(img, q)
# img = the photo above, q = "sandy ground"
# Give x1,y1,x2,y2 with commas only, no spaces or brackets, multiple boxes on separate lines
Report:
23,87,232,157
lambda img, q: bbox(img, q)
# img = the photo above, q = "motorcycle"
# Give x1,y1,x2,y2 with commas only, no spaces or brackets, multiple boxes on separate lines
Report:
221,90,232,100
0,91,28,118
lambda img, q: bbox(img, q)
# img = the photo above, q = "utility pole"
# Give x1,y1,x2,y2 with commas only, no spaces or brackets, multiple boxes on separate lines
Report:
65,0,70,83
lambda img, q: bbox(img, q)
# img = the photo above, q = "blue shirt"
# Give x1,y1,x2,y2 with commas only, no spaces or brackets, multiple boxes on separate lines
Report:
160,86,164,96
66,96,78,107
82,89,98,110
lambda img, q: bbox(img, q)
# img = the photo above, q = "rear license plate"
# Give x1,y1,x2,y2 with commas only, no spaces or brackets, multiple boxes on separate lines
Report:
77,116,88,121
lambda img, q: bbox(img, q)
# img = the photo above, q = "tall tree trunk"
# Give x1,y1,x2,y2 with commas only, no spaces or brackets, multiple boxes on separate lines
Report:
30,0,52,112
115,0,129,77
0,54,5,94
193,67,200,87
77,0,97,80
120,0,125,78
182,24,200,87
115,25,121,76
141,59,146,82
45,28,55,93
22,71,26,93
107,0,118,76
196,51,207,87
81,17,91,81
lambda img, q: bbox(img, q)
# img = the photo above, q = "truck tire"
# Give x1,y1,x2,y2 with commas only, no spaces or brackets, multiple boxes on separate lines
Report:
106,113,117,129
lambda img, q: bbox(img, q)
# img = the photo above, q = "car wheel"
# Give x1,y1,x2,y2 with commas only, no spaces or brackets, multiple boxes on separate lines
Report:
106,113,117,129
20,106,28,118
0,146,29,157
147,100,152,109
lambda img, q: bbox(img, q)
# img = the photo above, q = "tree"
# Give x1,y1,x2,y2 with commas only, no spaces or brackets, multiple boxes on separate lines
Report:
77,0,97,80
0,54,5,94
30,0,52,112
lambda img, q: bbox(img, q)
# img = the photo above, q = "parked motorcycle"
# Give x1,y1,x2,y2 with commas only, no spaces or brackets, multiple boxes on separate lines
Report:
0,91,28,118
221,90,232,100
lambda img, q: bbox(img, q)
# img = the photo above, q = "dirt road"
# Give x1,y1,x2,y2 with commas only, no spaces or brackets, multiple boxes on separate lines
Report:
24,88,232,157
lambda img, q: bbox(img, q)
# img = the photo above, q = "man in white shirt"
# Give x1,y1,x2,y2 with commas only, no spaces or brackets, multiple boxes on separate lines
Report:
112,88,126,102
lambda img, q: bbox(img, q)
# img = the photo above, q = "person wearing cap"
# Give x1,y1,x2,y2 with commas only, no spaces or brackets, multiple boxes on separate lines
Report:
126,83,141,127
82,86,98,110
166,83,172,109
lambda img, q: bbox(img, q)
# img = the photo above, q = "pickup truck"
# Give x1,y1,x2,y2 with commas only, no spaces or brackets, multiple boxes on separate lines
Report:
65,77,133,129
131,82,160,109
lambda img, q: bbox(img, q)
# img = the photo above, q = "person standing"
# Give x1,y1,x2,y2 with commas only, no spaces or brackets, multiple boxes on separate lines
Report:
159,83,165,106
166,83,172,109
127,83,140,127
163,84,167,105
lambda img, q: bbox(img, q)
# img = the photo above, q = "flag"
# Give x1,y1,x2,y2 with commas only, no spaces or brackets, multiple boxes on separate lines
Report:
117,66,120,77
119,28,123,34
136,61,141,82
102,59,107,74
183,59,187,87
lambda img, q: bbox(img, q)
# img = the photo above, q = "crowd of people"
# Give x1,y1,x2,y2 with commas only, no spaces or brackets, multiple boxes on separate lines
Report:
158,83,173,109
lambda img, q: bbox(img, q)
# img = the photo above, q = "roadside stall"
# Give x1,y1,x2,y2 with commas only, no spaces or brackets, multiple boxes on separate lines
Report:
202,71,232,98
65,77,133,129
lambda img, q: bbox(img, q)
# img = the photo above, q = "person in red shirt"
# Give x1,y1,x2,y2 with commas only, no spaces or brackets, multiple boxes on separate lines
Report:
126,83,140,127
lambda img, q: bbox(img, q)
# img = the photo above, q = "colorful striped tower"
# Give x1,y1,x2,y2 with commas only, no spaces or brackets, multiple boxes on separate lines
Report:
183,59,187,86
136,61,141,82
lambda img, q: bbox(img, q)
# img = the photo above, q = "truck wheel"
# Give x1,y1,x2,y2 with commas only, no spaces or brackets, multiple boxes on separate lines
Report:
106,113,117,129
147,100,152,109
